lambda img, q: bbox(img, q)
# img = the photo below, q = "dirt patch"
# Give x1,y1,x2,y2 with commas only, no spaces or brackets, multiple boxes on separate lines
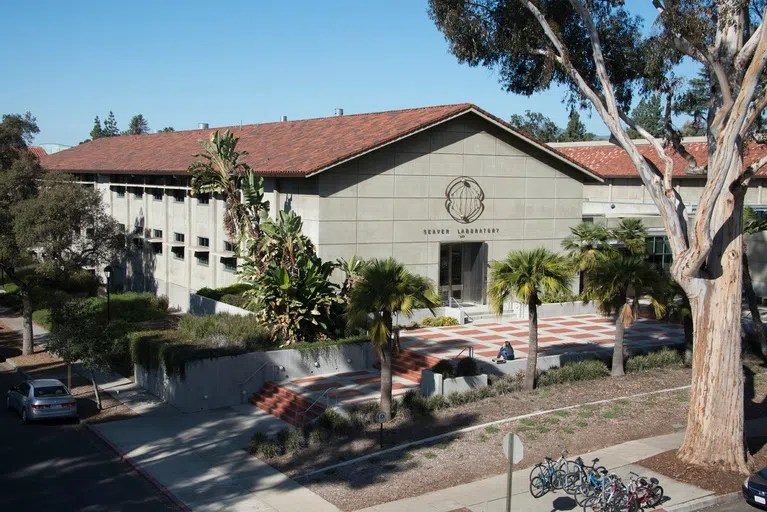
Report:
637,437,767,496
271,363,767,512
265,367,693,479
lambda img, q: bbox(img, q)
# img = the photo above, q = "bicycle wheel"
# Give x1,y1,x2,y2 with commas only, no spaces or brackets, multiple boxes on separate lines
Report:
552,469,566,490
529,464,545,484
575,481,597,508
563,468,583,495
530,476,548,498
647,486,664,508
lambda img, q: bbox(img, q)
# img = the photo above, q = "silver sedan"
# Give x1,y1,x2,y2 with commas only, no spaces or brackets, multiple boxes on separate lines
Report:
5,379,78,424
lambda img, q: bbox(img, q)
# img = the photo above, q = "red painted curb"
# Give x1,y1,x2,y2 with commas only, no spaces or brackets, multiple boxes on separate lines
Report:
83,422,191,512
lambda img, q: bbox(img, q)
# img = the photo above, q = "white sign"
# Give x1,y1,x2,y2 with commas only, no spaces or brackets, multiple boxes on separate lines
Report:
377,411,387,424
503,433,524,464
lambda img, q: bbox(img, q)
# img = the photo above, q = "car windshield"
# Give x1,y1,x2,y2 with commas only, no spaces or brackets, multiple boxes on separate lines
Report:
33,386,69,398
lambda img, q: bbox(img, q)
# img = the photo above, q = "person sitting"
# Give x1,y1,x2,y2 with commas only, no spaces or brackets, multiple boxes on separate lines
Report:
494,341,515,362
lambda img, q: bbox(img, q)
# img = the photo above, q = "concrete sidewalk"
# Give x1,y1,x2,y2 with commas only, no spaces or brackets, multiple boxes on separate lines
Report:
0,305,49,350
356,432,709,512
91,406,339,512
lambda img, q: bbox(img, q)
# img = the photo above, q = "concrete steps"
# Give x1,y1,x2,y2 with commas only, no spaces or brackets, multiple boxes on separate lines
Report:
249,381,325,427
374,349,442,384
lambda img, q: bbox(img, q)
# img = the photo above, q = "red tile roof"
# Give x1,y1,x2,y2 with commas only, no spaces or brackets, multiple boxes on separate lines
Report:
557,141,767,178
41,104,600,180
28,146,47,159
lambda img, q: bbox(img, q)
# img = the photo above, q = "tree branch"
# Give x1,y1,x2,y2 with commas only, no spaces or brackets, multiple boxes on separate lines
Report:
661,90,705,175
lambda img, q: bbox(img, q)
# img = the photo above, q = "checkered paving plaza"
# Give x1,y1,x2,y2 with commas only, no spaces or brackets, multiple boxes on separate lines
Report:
276,315,685,410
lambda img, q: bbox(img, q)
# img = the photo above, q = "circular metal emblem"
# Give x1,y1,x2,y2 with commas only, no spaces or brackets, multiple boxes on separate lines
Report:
445,177,485,224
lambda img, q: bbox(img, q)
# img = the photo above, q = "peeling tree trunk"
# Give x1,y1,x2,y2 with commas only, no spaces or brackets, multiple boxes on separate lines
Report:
683,314,694,366
677,186,749,473
612,302,628,377
90,369,102,411
524,296,539,390
20,288,34,356
379,312,394,421
743,251,767,357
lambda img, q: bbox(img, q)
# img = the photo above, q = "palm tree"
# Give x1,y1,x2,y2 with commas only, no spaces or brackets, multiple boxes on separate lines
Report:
584,255,666,376
346,258,440,420
613,218,648,256
561,222,615,292
743,207,767,357
188,130,270,246
336,256,367,304
488,248,572,390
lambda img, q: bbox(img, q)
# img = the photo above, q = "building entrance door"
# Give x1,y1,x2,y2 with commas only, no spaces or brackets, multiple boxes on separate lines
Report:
439,242,487,305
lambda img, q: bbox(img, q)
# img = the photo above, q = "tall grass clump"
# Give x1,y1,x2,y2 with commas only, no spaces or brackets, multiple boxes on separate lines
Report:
177,313,272,349
625,348,684,373
537,359,610,387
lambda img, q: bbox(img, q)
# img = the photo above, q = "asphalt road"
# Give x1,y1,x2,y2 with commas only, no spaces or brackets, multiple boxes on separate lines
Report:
701,499,763,511
0,364,178,512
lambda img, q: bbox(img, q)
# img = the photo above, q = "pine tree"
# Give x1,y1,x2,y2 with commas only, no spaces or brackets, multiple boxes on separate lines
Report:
559,109,595,142
102,111,120,137
159,126,175,133
509,110,562,142
126,114,150,135
90,116,104,140
674,70,709,137
627,95,664,138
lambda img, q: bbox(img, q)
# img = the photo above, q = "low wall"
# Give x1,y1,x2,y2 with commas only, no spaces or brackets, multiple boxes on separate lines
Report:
189,293,253,317
394,306,465,326
136,342,376,412
512,300,599,320
420,370,489,397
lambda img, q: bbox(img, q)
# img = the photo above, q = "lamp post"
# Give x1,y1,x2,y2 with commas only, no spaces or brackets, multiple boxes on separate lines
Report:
104,265,112,324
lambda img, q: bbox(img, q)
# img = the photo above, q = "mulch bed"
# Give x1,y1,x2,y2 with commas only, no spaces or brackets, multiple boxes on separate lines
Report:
637,437,767,496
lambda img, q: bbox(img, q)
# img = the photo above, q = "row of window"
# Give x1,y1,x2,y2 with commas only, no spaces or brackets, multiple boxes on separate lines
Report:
114,188,210,204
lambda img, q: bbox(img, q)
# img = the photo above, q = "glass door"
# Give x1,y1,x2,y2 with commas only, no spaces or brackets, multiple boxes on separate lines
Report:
439,243,464,303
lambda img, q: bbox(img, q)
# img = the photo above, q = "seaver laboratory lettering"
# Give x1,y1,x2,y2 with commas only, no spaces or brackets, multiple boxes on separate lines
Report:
423,228,500,235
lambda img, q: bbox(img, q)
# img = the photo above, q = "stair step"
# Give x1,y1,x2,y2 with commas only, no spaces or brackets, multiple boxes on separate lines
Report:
249,382,326,426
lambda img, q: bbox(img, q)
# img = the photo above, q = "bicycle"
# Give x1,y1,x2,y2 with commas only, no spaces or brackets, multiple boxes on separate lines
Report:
563,456,607,497
624,472,664,511
529,456,566,498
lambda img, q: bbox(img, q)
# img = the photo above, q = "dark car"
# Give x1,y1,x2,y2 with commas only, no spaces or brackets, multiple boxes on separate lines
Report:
744,466,767,509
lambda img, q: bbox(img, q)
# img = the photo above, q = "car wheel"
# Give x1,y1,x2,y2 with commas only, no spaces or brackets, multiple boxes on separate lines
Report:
20,408,28,424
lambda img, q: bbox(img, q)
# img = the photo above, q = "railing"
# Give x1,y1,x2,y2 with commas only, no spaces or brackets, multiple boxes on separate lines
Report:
452,346,474,360
239,362,271,404
448,296,469,324
300,386,339,425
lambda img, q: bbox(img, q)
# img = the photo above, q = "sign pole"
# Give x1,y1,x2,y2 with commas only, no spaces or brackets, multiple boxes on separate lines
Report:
506,435,513,512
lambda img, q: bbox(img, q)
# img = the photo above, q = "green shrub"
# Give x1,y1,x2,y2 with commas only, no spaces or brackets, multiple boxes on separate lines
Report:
432,359,455,378
220,293,248,308
455,357,479,377
401,390,430,416
32,309,52,330
317,409,351,436
196,283,253,302
625,348,684,373
537,359,610,387
426,394,449,410
421,316,459,327
153,295,169,312
259,440,282,459
308,428,325,446
176,313,272,349
446,391,471,407
60,270,100,297
249,432,269,454
490,374,524,395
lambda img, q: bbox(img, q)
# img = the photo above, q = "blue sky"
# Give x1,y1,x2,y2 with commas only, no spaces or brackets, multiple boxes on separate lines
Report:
2,1,696,147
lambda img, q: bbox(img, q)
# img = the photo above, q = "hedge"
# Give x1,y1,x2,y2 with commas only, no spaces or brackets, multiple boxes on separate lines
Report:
195,283,253,302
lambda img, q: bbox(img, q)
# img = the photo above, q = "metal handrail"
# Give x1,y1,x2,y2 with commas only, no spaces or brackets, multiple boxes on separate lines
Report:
452,346,474,359
300,386,339,425
240,362,270,387
448,296,469,323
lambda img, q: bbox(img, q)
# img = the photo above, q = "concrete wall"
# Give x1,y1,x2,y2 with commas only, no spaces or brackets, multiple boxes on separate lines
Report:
511,300,599,320
420,370,488,397
305,112,591,299
136,342,376,412
188,293,254,317
393,306,465,326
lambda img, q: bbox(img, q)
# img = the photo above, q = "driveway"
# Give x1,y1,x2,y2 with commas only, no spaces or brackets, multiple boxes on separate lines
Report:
0,363,178,511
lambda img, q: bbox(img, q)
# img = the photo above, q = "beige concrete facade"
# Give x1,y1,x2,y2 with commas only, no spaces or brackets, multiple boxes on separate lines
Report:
84,112,597,309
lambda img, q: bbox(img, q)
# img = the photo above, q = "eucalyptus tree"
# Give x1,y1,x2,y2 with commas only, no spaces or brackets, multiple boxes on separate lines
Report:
430,0,767,472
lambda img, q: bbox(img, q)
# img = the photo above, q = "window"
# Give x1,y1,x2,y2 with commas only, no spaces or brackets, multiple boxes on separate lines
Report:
153,243,163,255
647,236,673,272
174,232,185,243
171,246,184,260
222,257,237,272
153,229,163,239
153,190,163,201
196,252,209,266
197,194,210,205
133,238,144,249
134,190,143,199
18,382,30,395
119,223,126,232
224,241,236,252
174,191,185,203
34,385,68,397
116,188,125,198
197,237,209,248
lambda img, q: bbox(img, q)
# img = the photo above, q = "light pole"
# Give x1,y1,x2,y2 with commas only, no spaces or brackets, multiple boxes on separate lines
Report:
104,265,112,324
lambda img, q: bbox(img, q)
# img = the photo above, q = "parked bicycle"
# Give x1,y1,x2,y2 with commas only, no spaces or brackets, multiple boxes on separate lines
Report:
529,456,566,498
563,456,607,497
623,471,664,511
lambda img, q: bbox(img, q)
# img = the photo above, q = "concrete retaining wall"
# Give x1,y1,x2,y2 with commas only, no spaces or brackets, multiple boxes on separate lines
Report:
188,293,253,317
394,306,465,326
136,342,376,412
420,370,489,397
512,300,599,320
